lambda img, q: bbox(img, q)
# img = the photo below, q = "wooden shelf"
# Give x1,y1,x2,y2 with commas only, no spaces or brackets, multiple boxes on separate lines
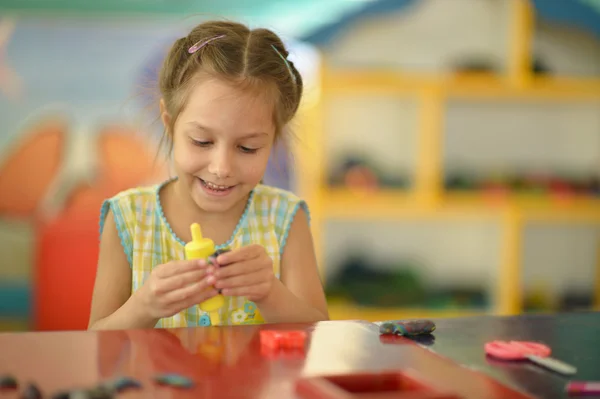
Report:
319,187,497,220
447,75,600,100
444,192,600,222
317,187,600,222
322,70,600,100
319,187,421,219
300,0,600,317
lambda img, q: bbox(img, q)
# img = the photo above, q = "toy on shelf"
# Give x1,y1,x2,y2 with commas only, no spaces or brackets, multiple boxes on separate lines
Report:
325,254,427,308
444,169,600,199
327,155,409,192
326,253,489,311
340,157,380,192
184,223,225,326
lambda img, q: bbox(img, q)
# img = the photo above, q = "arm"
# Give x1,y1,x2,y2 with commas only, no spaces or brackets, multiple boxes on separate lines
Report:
88,209,158,330
255,207,329,323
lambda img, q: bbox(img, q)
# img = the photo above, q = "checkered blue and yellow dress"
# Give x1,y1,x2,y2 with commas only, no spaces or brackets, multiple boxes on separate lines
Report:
99,178,308,328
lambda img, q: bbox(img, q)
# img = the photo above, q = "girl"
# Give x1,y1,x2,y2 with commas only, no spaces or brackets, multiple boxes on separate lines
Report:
88,20,329,330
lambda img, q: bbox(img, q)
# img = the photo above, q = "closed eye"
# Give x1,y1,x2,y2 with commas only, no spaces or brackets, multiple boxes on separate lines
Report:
239,146,259,154
190,138,212,147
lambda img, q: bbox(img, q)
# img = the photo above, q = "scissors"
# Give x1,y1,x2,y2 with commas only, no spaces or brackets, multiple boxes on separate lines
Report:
484,340,577,376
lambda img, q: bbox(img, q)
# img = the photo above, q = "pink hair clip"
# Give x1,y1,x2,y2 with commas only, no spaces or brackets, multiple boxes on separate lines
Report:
188,34,226,54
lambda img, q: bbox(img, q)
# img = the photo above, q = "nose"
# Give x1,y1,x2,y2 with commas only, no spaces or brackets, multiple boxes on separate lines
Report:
207,146,232,179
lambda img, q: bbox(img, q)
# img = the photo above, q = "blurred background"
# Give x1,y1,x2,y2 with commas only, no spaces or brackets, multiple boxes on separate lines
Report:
0,0,598,332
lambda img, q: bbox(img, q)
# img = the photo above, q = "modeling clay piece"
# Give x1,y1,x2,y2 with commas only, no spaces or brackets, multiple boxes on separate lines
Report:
103,376,142,392
0,374,18,389
260,330,307,350
86,385,116,398
379,333,436,346
208,248,230,294
185,223,225,325
51,385,115,399
51,388,113,399
379,319,436,336
21,383,43,399
154,373,194,389
208,248,230,266
50,391,71,399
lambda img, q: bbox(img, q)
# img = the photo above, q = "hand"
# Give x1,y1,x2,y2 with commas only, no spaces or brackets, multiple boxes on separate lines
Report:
134,259,219,320
212,244,275,302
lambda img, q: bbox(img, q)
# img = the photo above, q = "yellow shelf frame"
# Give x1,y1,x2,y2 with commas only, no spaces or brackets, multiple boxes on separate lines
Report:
322,71,600,100
295,0,600,319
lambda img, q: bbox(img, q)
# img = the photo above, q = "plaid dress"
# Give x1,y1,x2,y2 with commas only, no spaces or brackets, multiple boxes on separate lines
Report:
99,178,308,328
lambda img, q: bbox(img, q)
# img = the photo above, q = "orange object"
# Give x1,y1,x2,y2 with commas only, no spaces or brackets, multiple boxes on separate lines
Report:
27,123,165,330
34,210,100,331
0,116,65,217
260,330,307,350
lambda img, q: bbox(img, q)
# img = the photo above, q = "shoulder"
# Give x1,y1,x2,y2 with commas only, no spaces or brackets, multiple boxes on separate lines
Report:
251,184,310,222
99,180,165,238
251,184,307,211
250,184,310,252
100,181,166,221
98,180,167,267
103,183,160,210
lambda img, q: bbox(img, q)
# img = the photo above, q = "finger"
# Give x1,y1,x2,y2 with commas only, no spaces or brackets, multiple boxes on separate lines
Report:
154,269,209,294
171,285,220,313
216,245,262,265
214,259,263,279
214,270,266,290
162,274,216,305
170,284,220,314
154,259,207,278
221,282,269,298
187,285,220,305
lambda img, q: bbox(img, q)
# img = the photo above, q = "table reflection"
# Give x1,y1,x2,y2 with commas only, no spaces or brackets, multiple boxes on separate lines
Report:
96,325,303,398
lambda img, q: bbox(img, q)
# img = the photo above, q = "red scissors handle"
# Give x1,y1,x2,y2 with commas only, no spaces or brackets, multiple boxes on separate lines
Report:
485,340,551,360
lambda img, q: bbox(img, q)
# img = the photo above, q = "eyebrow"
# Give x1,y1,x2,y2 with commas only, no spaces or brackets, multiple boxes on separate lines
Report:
186,122,269,139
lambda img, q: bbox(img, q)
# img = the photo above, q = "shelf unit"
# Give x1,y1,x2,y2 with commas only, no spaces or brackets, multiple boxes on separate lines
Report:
295,0,600,321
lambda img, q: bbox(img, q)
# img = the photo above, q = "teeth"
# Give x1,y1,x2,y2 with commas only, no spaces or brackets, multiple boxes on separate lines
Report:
203,180,230,190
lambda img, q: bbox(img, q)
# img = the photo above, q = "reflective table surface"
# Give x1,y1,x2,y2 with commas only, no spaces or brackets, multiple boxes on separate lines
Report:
0,312,597,398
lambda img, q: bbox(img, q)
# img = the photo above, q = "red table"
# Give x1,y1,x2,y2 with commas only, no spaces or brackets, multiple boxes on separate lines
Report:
0,320,536,399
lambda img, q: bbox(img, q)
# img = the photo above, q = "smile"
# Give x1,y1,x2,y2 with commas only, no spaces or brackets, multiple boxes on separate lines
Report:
198,178,236,196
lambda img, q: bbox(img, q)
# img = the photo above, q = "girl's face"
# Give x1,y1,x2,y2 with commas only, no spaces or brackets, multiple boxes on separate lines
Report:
164,77,276,214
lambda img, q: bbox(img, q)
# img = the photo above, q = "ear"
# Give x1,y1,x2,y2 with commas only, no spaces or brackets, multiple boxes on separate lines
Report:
159,98,171,133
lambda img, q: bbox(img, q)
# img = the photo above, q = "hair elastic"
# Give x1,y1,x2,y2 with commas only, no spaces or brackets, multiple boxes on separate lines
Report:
188,34,226,54
271,44,297,84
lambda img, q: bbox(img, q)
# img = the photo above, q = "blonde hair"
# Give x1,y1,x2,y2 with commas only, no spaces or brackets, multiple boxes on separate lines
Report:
157,20,303,155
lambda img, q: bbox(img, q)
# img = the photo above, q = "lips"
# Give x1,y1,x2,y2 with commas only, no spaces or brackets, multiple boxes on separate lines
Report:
198,178,236,196
200,179,232,190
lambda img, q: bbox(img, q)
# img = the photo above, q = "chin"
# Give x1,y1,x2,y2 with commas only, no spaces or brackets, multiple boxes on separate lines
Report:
190,178,252,213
